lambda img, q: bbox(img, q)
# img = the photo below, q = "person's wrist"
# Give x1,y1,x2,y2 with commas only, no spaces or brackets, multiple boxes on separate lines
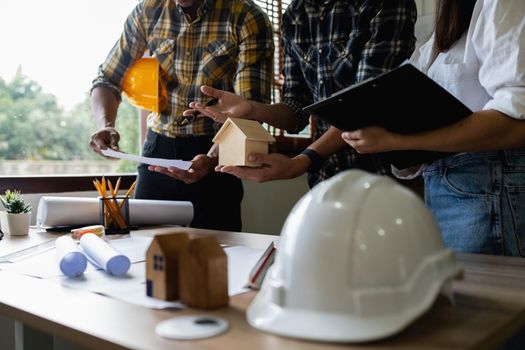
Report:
247,100,260,120
300,149,326,173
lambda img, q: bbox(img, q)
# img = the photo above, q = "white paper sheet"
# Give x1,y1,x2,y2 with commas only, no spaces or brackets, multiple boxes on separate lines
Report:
56,262,184,309
224,246,267,296
0,248,97,278
36,197,193,227
0,238,56,263
101,149,192,170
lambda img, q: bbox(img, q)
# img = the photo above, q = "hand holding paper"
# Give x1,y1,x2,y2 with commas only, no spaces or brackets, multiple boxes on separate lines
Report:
101,149,192,170
148,154,216,184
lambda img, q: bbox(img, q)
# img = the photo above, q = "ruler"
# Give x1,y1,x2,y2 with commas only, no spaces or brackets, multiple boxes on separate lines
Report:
0,240,56,263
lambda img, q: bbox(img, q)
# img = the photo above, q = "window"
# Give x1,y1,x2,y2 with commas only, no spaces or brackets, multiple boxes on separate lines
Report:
0,0,140,177
153,254,164,271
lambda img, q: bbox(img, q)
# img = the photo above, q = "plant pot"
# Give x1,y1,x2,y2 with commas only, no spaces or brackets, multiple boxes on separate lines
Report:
0,211,31,236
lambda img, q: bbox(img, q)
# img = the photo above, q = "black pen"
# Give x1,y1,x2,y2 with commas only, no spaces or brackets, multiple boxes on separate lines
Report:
181,98,219,125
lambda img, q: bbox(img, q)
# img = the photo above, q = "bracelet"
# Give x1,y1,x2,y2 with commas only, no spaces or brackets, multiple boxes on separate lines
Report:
301,149,326,173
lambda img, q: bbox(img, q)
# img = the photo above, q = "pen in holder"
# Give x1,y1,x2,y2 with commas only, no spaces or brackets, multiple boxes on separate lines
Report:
99,196,130,235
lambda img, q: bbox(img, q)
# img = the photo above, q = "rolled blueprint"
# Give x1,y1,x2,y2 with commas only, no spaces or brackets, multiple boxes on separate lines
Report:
55,236,87,277
79,233,130,276
36,197,193,228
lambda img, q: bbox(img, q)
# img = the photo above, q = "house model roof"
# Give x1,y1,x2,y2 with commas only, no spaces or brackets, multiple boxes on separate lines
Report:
212,117,276,143
150,233,189,255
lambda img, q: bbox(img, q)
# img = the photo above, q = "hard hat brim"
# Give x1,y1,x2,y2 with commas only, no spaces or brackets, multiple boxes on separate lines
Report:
247,264,462,343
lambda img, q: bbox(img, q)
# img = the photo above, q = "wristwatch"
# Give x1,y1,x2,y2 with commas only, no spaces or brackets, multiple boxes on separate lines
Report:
301,149,326,173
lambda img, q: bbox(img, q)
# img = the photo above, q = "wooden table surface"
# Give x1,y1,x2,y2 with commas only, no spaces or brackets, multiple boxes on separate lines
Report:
0,227,524,350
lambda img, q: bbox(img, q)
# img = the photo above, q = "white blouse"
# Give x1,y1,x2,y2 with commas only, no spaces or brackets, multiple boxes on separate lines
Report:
410,0,525,120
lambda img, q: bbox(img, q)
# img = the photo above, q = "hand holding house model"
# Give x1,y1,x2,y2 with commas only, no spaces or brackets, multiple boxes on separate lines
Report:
212,118,275,167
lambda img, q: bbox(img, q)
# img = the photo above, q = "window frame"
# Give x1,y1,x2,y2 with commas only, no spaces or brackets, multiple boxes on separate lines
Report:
0,175,137,194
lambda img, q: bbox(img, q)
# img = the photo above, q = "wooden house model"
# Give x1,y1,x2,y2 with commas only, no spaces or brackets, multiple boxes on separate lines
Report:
179,236,229,309
212,117,275,167
145,232,189,301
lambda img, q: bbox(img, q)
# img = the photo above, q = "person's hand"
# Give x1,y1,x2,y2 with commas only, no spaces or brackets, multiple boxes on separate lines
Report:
148,154,216,184
216,153,310,182
89,127,120,156
342,126,401,154
183,85,253,124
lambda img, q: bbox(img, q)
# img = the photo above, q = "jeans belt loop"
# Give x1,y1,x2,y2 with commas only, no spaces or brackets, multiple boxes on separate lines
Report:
497,150,507,167
438,158,445,177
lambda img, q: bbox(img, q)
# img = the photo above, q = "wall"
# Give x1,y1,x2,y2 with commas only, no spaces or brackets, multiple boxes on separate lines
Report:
241,176,309,234
415,0,435,14
414,0,436,46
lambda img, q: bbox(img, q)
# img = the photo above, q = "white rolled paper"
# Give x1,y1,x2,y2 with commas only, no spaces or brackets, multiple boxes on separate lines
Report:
55,236,87,277
79,233,131,276
36,197,193,227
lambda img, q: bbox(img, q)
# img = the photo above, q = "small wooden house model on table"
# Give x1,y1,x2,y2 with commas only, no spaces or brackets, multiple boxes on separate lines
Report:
145,233,229,309
180,236,229,309
212,117,276,167
146,233,189,301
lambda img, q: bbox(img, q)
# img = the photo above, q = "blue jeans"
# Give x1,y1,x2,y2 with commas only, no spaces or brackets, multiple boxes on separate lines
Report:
135,129,243,231
423,149,525,256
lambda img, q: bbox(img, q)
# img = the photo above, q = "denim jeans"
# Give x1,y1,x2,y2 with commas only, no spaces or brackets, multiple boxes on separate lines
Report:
135,129,243,231
422,149,525,256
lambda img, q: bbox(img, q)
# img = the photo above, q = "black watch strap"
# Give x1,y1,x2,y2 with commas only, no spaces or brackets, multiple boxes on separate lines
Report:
301,149,326,173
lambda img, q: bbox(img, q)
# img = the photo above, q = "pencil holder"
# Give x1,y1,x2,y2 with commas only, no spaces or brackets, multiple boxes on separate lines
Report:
99,196,130,235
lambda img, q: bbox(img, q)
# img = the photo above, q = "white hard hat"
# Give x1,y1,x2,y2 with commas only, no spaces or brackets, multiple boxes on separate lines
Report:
247,169,462,342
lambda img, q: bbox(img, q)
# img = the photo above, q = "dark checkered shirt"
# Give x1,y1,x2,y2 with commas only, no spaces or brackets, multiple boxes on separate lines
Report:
280,0,417,186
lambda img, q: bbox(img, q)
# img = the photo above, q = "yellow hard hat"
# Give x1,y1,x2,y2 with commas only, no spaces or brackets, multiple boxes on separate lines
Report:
121,57,168,113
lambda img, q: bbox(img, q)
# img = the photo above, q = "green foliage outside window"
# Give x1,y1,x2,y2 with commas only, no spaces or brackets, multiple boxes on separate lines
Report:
0,72,139,173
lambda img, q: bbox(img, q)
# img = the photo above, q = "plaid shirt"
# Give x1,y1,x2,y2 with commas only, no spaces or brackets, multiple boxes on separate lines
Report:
92,0,273,138
281,0,416,186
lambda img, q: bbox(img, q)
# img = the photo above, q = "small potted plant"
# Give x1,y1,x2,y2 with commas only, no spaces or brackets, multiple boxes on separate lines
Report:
0,189,32,236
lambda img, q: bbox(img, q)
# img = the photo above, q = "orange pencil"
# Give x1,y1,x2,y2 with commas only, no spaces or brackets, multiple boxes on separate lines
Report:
124,180,137,197
107,179,126,228
114,177,122,196
93,179,113,226
119,180,137,210
101,176,107,197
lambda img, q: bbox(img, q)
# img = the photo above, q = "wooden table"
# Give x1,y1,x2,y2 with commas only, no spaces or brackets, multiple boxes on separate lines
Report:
0,227,524,350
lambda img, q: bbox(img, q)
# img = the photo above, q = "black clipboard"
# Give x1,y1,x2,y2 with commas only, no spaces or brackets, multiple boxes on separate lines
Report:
303,64,473,169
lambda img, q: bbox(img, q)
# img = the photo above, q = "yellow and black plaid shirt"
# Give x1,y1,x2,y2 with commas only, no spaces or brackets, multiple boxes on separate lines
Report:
92,0,274,138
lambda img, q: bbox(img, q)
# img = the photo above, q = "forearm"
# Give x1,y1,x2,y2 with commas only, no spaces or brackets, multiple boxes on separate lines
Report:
294,127,347,169
307,127,347,157
249,101,298,130
91,86,120,129
398,110,525,152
